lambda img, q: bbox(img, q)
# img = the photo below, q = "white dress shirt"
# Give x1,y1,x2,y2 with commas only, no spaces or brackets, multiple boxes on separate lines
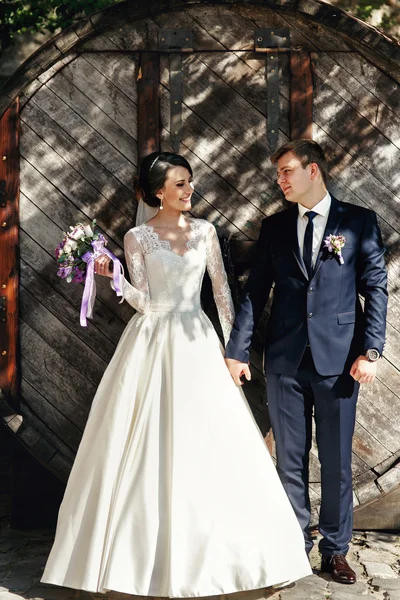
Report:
297,192,331,268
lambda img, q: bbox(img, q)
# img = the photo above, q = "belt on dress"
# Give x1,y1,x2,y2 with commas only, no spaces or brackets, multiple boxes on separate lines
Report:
147,303,201,313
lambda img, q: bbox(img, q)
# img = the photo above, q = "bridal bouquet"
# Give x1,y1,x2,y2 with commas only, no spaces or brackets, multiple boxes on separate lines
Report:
55,221,123,326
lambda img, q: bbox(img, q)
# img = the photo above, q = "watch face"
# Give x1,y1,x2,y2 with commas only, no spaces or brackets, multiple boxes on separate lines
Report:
367,349,380,361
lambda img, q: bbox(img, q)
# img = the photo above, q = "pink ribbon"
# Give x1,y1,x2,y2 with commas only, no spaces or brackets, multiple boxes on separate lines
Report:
80,240,123,327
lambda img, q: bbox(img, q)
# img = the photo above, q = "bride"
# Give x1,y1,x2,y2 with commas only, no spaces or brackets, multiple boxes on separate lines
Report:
41,152,311,597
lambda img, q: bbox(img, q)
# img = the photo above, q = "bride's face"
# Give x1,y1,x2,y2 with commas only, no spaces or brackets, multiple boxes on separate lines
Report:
157,166,194,212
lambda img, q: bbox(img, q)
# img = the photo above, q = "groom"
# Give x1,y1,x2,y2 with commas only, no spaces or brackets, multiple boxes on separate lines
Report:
225,140,388,584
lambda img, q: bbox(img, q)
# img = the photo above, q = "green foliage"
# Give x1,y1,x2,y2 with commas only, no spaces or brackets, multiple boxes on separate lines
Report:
0,0,119,50
354,0,386,21
333,0,399,35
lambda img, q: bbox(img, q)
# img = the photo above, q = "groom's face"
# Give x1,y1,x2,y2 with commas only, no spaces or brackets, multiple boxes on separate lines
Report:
276,151,313,204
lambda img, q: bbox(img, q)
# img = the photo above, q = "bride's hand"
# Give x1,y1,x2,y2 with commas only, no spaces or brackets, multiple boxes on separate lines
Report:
94,255,113,278
224,358,251,386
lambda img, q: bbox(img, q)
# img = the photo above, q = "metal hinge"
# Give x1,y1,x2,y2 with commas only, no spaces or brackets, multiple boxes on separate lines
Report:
254,28,290,151
159,29,193,152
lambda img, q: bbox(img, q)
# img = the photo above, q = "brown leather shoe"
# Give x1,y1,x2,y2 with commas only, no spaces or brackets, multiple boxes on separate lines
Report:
321,554,356,584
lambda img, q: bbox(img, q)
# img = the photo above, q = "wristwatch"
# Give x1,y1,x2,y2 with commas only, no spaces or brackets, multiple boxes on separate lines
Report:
365,348,380,362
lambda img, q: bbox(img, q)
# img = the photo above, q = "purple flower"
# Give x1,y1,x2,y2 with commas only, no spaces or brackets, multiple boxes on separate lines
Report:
57,265,73,279
72,268,86,283
54,243,64,259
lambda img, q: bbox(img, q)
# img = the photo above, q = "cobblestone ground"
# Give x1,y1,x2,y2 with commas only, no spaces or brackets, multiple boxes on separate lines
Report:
0,528,399,600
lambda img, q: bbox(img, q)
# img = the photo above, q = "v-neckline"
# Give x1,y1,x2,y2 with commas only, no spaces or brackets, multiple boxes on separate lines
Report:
143,219,196,258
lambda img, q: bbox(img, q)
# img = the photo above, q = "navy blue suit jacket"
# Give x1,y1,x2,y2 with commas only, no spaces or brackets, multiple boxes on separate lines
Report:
225,197,388,376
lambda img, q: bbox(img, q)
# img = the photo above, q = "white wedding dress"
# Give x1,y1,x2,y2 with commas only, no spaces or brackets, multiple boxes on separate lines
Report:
41,218,311,597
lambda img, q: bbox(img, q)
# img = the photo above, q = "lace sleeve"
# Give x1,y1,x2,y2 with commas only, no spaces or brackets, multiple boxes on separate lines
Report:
205,223,235,345
121,229,150,313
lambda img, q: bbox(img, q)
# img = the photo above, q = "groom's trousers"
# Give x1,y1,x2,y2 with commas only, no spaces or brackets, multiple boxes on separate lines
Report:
266,348,359,557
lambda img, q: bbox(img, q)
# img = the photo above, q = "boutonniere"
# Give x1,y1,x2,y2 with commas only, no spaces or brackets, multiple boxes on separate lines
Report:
323,234,346,265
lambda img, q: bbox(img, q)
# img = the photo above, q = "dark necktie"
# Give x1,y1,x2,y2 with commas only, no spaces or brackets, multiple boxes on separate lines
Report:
303,210,317,279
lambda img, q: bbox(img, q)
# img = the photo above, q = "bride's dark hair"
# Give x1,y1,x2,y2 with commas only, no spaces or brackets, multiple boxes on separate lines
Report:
133,152,193,208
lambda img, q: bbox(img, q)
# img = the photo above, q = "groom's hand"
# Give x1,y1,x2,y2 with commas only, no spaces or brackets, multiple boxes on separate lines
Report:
224,358,251,386
350,356,377,384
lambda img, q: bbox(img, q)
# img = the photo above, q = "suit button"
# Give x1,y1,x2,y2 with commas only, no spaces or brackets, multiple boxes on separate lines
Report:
307,312,313,318
308,286,314,293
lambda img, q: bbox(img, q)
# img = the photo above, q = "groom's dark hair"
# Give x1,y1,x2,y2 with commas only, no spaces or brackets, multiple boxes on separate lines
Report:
271,140,328,185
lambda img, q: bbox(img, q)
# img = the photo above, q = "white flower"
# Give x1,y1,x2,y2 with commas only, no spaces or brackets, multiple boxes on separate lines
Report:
64,243,73,254
83,225,94,237
69,240,78,250
69,227,85,241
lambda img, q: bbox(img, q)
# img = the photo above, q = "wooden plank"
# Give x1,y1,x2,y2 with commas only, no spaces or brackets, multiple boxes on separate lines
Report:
382,321,400,371
29,84,134,191
20,286,107,386
357,393,400,454
37,52,79,86
351,452,374,478
355,479,380,506
160,121,264,239
311,52,400,149
19,188,133,326
82,50,139,104
374,449,400,476
359,374,400,434
22,358,89,429
353,422,392,468
194,52,290,137
61,55,137,138
162,53,289,213
46,73,137,165
159,55,290,237
157,5,258,51
20,52,78,109
175,54,288,169
160,79,284,224
21,379,82,453
290,51,313,140
46,453,72,481
313,74,400,199
20,230,126,346
327,52,400,118
105,12,223,52
376,358,400,403
138,53,160,160
21,101,135,222
242,5,352,52
0,98,20,408
19,161,123,256
328,175,400,285
81,18,159,51
20,321,96,410
20,126,129,248
353,484,400,530
377,465,400,494
278,73,400,239
312,124,400,235
19,401,75,465
20,259,116,364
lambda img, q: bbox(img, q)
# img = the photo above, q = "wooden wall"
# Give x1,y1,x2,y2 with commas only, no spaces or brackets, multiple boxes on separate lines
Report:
12,4,400,523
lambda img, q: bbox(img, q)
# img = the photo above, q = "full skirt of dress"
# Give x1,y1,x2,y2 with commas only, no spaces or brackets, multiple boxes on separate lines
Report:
41,309,311,597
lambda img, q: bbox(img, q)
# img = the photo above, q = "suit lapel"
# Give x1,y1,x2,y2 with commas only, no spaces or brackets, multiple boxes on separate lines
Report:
313,196,345,278
287,205,309,281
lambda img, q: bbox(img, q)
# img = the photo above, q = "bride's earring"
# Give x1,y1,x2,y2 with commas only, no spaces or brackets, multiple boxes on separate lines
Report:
159,197,164,210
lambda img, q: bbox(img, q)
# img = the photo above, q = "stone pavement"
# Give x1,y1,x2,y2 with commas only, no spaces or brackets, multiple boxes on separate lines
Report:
0,527,399,600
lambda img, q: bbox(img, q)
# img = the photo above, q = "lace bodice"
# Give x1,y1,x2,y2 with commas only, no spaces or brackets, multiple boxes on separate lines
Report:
120,219,235,344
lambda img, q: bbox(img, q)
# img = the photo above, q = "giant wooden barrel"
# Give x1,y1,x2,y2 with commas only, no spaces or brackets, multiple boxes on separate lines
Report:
0,0,399,529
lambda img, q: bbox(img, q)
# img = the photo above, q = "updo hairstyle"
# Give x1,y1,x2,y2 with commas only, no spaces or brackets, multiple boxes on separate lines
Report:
133,152,193,208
